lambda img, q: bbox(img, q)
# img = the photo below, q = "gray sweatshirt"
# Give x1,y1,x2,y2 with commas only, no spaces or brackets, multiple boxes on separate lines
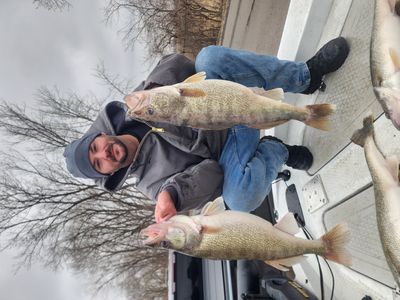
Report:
86,54,228,211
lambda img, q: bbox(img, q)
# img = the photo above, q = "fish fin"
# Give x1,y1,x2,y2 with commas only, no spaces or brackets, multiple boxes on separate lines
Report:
182,72,206,83
385,155,400,182
389,0,399,13
201,197,226,216
187,208,202,216
389,0,396,11
389,48,400,71
265,256,306,271
304,103,336,131
249,120,288,129
179,88,206,97
171,215,202,233
321,222,352,266
201,225,223,234
249,87,284,101
350,114,374,147
274,213,300,235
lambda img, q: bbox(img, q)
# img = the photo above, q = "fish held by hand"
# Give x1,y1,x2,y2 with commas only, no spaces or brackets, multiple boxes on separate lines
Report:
125,72,336,131
141,197,351,271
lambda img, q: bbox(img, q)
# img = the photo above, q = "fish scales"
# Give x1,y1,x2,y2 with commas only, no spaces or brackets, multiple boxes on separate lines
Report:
352,115,400,286
365,138,400,285
141,198,351,269
173,80,293,127
189,212,324,261
371,0,400,85
125,72,331,130
370,0,400,129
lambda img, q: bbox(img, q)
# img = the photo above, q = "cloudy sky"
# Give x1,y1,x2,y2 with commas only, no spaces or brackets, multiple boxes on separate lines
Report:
0,0,155,104
0,1,157,299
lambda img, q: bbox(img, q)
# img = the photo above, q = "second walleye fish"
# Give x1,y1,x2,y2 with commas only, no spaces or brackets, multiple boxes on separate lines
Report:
125,72,335,130
370,0,400,130
141,197,351,270
351,115,400,286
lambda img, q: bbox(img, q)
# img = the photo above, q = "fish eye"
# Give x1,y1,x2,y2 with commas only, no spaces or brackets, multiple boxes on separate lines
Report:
160,240,169,248
147,107,154,115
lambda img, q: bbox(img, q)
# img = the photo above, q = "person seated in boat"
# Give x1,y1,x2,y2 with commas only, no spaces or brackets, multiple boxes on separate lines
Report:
63,38,349,222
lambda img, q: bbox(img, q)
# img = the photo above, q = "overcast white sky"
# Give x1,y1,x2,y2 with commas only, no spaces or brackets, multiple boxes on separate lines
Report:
0,0,154,104
0,1,157,299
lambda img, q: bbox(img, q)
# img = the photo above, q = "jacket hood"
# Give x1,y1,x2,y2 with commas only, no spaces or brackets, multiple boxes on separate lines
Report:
90,101,141,192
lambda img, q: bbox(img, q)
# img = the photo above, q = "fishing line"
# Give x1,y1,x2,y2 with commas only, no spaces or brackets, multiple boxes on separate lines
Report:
323,257,335,300
302,226,335,300
302,227,324,300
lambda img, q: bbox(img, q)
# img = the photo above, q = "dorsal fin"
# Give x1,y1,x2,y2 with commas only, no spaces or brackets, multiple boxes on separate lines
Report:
274,213,300,235
201,197,226,216
389,48,400,71
170,215,202,233
182,72,207,83
179,88,206,97
250,87,284,101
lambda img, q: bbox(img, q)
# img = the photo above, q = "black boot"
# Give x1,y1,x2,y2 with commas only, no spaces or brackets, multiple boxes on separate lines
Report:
301,37,350,94
260,136,313,171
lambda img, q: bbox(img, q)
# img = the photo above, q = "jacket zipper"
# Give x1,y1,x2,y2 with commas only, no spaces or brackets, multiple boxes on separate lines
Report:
130,122,165,165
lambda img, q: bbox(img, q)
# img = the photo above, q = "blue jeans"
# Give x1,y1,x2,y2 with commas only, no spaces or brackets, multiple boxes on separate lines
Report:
195,46,308,211
195,45,310,92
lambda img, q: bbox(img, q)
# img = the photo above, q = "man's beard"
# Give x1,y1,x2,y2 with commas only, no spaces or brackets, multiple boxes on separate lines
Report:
110,139,129,166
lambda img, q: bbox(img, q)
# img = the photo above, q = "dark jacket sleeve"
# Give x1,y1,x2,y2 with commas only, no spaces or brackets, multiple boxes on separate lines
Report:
159,159,223,211
133,53,196,91
92,54,197,192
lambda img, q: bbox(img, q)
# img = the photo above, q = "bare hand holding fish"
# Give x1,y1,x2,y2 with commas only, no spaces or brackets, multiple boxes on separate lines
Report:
125,72,336,131
141,198,351,271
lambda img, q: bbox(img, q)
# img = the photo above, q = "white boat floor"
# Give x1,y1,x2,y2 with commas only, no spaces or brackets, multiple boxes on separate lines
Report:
275,114,400,300
272,0,400,299
222,0,400,298
303,0,382,175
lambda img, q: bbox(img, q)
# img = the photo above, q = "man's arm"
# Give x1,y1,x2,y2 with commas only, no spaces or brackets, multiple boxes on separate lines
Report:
155,159,223,221
133,53,195,92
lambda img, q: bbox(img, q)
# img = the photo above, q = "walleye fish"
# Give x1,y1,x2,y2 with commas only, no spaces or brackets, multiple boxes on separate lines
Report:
351,115,400,286
370,0,400,129
125,72,335,131
141,198,351,271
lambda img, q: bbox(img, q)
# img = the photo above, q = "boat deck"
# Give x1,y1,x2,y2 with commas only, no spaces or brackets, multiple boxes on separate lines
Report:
222,0,399,299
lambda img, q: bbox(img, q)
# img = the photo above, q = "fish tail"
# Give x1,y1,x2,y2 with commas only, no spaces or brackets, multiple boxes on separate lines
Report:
320,223,352,266
350,114,374,147
304,104,336,131
396,0,400,16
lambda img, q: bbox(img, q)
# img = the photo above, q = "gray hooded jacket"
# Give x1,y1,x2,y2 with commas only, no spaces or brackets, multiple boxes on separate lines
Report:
86,54,228,211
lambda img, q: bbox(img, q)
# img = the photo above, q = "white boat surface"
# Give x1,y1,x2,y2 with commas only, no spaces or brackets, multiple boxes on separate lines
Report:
221,0,400,299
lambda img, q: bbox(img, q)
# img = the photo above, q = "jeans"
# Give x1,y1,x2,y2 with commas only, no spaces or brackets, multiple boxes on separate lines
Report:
195,45,310,93
195,46,308,211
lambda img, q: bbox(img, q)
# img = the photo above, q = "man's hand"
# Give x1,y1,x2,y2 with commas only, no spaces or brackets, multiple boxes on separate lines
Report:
155,190,177,223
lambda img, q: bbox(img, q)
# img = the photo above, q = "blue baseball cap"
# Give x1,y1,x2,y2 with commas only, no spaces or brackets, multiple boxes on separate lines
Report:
63,132,107,179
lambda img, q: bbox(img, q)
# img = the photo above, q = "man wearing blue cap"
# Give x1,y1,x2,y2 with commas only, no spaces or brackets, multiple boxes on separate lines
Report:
64,39,349,222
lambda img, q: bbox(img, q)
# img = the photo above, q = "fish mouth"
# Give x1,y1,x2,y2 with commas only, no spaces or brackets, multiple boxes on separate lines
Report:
124,91,151,114
140,223,170,246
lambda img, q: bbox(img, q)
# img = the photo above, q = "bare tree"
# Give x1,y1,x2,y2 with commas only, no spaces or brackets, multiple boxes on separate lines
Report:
33,0,72,11
0,83,168,299
32,0,225,58
104,0,177,56
104,0,225,57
